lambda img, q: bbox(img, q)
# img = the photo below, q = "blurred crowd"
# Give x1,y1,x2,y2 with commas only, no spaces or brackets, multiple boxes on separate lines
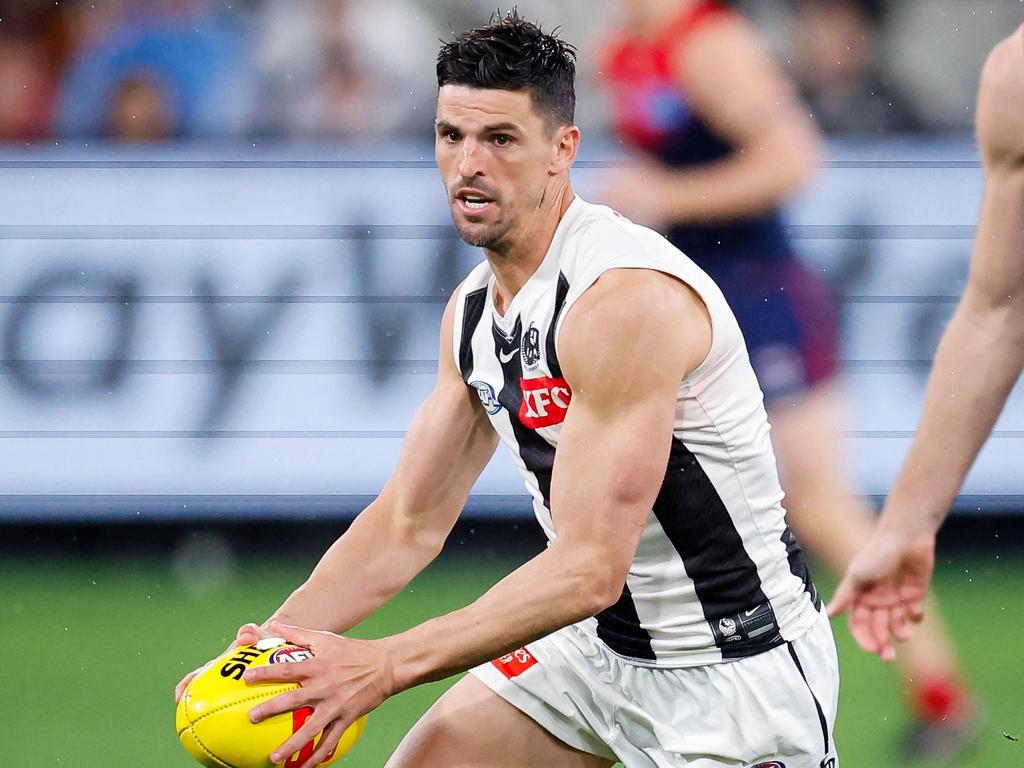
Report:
0,0,1016,144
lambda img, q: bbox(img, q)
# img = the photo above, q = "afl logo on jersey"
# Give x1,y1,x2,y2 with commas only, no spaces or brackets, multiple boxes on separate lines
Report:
470,380,503,415
521,323,541,370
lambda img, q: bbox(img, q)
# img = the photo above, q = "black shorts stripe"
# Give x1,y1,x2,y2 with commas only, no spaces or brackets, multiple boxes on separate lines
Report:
492,311,654,661
458,287,487,379
652,437,783,659
787,643,831,754
545,272,570,378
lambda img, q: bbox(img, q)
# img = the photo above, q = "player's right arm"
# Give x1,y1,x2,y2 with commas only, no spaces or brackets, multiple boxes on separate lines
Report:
263,291,498,635
829,27,1024,658
175,290,498,699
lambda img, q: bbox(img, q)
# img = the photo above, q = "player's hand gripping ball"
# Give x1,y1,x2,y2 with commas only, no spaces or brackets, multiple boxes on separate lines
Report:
176,637,366,768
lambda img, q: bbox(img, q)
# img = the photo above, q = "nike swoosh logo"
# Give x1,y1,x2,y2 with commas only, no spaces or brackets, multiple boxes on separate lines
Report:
744,608,761,617
498,348,519,363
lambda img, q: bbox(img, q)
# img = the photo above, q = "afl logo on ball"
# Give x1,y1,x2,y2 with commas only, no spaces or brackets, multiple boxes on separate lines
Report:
269,646,314,664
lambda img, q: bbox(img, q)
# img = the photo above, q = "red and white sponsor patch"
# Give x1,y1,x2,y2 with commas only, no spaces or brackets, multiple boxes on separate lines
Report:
491,647,539,679
519,376,572,429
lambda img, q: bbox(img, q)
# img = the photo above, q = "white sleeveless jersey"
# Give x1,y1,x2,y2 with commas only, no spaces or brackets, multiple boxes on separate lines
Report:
453,197,821,667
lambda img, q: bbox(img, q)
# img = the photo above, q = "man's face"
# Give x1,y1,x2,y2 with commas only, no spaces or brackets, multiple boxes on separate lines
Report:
436,85,559,251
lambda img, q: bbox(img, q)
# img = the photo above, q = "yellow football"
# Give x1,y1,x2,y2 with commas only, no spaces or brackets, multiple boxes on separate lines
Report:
176,637,366,768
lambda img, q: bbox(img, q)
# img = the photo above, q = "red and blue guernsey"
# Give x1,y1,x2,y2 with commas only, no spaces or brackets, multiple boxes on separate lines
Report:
603,0,790,265
603,0,838,404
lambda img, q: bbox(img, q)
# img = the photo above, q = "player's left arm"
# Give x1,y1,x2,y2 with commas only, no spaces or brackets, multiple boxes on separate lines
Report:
606,14,820,225
246,268,710,766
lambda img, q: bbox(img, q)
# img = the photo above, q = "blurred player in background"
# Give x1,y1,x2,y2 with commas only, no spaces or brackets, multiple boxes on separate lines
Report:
177,12,840,767
830,21,1024,684
598,0,977,758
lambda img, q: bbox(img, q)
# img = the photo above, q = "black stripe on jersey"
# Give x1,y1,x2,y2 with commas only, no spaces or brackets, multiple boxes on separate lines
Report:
492,315,554,506
458,287,488,380
492,314,656,662
782,525,822,611
594,584,656,660
544,272,571,378
652,437,784,659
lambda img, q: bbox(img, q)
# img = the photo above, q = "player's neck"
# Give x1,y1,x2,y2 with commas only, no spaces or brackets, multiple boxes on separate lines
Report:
487,182,575,317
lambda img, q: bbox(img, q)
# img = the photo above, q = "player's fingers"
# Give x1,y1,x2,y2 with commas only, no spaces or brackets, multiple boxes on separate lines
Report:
235,623,263,646
826,576,856,618
889,603,912,643
244,660,309,685
848,604,880,655
249,689,308,724
869,607,897,662
271,711,335,766
174,669,198,702
268,620,321,650
906,598,925,624
297,720,347,768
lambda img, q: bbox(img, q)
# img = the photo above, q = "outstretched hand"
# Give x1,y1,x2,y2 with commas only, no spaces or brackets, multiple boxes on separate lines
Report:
174,622,273,703
827,528,936,662
244,620,395,768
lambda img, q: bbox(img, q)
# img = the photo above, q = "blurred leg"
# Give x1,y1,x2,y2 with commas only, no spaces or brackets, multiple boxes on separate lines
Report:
386,675,616,768
769,384,967,694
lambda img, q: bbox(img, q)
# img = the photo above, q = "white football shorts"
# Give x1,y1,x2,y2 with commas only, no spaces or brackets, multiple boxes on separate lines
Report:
470,609,840,768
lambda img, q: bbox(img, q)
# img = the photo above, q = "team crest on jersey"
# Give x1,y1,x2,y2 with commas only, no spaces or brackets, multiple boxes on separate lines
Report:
521,323,541,370
470,380,503,415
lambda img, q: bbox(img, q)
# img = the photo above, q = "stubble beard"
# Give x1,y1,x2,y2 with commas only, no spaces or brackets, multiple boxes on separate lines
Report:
454,214,515,255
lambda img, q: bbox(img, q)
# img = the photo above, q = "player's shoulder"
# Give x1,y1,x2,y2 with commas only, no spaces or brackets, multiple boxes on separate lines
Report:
982,26,1024,81
444,263,492,333
564,198,666,260
977,26,1024,167
980,27,1024,105
453,260,493,299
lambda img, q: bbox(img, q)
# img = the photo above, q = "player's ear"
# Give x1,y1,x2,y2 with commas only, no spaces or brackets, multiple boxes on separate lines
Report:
550,125,580,174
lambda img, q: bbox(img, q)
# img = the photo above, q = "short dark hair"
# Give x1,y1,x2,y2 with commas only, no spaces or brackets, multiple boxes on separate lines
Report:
436,10,577,130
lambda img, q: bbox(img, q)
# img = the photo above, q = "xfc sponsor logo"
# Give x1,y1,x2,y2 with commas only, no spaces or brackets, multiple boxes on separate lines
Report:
470,380,503,415
519,376,571,429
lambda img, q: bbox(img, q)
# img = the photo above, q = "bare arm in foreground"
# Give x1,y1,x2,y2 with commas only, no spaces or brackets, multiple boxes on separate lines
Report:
829,27,1024,660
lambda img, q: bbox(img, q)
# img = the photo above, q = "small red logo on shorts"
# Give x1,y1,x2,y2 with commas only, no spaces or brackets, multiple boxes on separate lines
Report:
491,647,538,679
519,377,572,429
751,762,786,768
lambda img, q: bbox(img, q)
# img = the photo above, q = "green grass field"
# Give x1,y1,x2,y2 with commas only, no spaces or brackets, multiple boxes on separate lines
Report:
2,540,1022,767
